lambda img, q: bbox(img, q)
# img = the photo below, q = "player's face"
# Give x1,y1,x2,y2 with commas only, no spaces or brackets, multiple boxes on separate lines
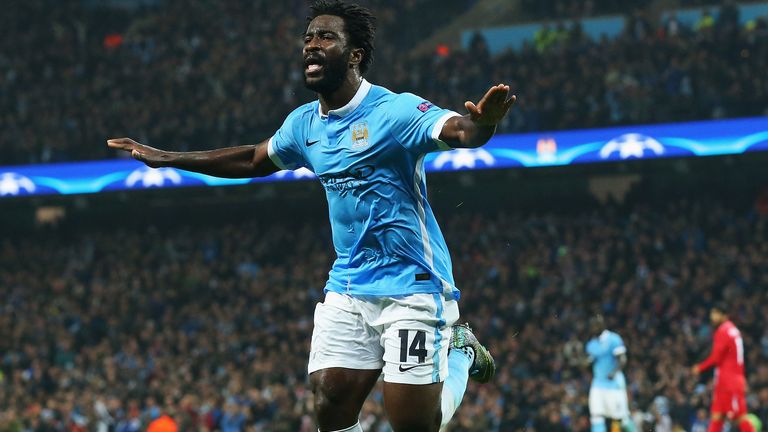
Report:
302,15,352,94
589,316,604,336
710,309,725,325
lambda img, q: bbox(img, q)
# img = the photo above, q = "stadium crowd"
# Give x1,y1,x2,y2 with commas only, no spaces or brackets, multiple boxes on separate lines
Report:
1,0,767,164
2,193,767,431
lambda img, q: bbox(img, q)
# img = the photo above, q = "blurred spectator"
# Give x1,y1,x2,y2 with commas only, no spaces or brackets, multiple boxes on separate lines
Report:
146,413,177,432
1,188,767,430
1,1,767,164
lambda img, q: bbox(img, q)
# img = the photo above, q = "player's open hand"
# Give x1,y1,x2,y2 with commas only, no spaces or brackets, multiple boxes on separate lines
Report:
107,138,168,168
465,84,517,127
690,365,700,376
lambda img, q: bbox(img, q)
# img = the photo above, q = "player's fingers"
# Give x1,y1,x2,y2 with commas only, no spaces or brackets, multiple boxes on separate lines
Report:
465,101,480,116
131,149,144,161
478,86,499,106
497,85,511,102
488,85,509,107
107,138,135,150
503,94,517,110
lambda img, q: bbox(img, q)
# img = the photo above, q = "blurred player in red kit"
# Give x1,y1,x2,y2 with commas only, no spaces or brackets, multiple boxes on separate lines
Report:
691,303,755,432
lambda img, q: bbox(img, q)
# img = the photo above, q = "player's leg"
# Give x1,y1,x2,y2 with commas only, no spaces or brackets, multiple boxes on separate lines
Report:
734,389,755,432
590,416,608,432
620,418,637,432
384,325,493,431
439,323,495,429
382,329,493,431
310,368,381,431
589,387,611,432
612,388,636,432
308,292,384,431
374,294,494,431
606,418,622,432
708,387,729,432
383,381,443,431
707,413,724,432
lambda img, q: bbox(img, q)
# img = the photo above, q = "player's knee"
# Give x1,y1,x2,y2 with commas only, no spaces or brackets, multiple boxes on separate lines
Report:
389,411,441,432
311,374,346,414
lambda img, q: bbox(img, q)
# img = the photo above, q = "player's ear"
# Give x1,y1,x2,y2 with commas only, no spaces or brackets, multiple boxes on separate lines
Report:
348,47,364,69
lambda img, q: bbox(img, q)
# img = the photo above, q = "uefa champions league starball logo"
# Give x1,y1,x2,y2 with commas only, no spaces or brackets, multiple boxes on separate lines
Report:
599,133,665,160
433,148,495,170
125,167,183,188
0,172,36,196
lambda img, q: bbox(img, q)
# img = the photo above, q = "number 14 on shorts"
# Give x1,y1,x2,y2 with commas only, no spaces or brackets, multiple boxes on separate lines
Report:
399,329,428,364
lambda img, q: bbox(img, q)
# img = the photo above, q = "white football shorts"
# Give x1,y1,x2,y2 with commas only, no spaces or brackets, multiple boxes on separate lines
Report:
308,291,459,385
589,387,630,420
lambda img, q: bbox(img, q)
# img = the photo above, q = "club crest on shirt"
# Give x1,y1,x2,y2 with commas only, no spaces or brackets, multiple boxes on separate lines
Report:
417,101,433,112
350,121,370,150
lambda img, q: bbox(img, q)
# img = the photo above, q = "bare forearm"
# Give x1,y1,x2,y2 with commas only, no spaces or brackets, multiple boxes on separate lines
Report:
108,138,278,178
444,115,497,148
160,146,261,178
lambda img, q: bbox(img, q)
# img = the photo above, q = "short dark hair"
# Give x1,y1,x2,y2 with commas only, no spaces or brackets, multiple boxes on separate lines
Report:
712,301,730,316
309,0,376,74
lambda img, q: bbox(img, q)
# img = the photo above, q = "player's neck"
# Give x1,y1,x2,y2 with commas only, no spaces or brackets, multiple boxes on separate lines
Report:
318,74,363,115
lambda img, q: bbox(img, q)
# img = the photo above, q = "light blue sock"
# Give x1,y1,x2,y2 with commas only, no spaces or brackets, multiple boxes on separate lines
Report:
591,417,607,432
621,417,637,432
440,349,472,428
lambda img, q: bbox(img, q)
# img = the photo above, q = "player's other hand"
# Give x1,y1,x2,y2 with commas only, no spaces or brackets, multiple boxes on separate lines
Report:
690,365,700,376
107,138,168,168
465,84,517,127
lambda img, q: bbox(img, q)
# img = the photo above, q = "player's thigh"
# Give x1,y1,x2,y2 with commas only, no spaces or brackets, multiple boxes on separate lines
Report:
376,294,458,431
589,387,608,418
309,292,385,373
710,388,731,418
309,293,384,429
728,388,749,418
310,368,382,431
376,294,458,385
383,381,443,432
605,389,629,419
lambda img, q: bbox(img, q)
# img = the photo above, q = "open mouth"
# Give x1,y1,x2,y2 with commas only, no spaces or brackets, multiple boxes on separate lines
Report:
304,57,325,76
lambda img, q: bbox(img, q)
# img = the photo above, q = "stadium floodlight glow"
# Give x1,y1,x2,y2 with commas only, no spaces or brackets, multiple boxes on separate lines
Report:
1,117,767,198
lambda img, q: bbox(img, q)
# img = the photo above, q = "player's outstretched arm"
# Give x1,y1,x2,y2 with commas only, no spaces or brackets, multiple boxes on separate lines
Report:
439,84,517,148
694,330,728,373
106,138,280,178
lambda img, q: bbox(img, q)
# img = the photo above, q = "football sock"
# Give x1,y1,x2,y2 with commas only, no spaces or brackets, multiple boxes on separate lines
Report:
322,421,363,432
707,419,724,432
621,417,637,432
591,417,607,432
439,348,473,429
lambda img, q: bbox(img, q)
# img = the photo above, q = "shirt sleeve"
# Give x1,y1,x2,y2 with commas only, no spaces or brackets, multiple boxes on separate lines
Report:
387,92,461,154
612,334,627,356
698,328,728,372
267,111,307,171
585,341,594,358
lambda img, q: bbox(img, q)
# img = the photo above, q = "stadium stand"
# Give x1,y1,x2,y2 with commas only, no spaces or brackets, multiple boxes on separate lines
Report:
1,170,767,431
2,1,768,431
1,1,766,164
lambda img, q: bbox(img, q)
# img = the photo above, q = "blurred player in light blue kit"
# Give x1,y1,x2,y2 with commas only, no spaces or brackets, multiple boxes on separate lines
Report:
586,315,637,432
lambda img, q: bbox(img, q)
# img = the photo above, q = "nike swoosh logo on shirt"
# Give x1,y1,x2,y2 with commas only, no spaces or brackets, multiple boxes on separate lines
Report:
306,139,320,147
398,364,428,372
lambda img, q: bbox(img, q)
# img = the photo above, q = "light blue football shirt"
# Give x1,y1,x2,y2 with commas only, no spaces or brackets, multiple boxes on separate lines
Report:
268,80,461,298
586,330,627,389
